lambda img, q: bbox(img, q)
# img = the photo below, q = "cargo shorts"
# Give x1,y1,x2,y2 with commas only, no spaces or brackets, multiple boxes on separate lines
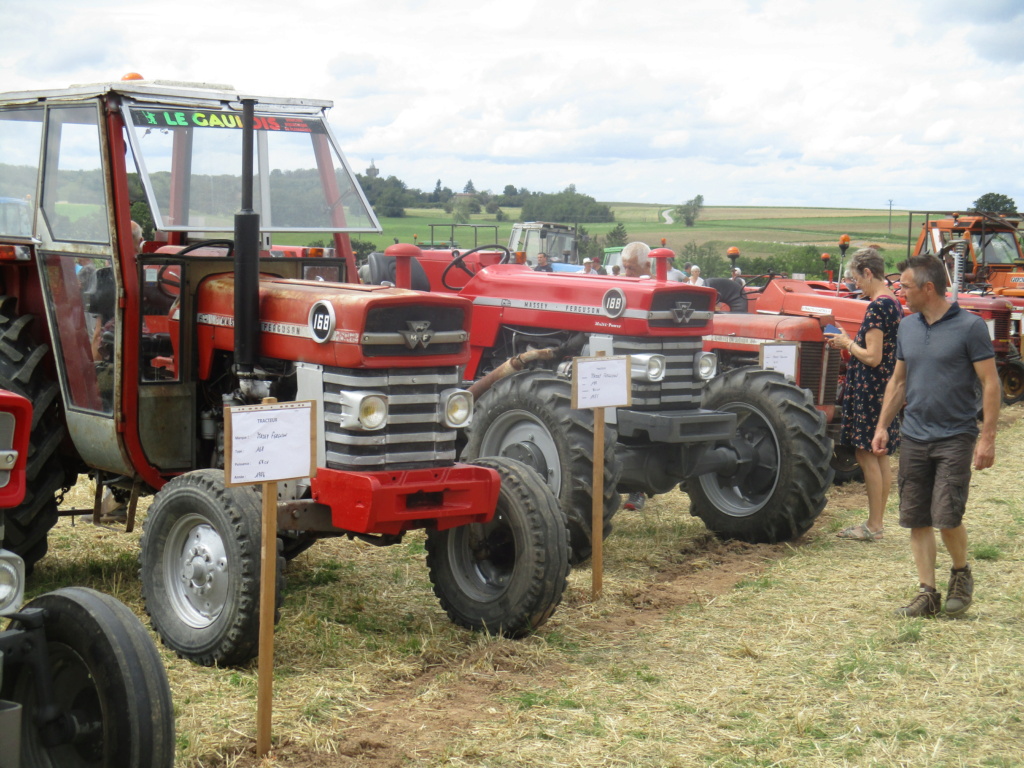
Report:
897,433,976,530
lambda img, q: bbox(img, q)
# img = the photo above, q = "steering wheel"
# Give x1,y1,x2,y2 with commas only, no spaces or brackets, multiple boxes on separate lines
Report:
155,239,236,297
440,244,512,291
739,273,777,293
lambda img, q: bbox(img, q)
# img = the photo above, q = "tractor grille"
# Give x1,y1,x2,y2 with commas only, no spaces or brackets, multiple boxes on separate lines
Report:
612,336,704,410
993,312,1010,342
799,342,841,407
323,365,459,470
647,290,715,329
361,305,467,357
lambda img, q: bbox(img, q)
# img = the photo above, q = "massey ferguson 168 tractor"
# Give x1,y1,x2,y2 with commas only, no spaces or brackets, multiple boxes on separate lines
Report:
0,389,175,767
0,77,570,668
369,244,835,562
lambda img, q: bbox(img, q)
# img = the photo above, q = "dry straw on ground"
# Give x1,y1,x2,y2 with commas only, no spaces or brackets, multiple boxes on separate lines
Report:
28,406,1024,767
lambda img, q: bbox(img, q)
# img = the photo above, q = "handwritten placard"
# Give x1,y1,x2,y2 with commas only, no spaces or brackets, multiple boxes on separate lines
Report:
759,342,799,380
572,355,632,410
225,401,316,486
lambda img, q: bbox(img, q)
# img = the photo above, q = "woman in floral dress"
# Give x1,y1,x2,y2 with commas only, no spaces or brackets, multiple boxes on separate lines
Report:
825,248,902,541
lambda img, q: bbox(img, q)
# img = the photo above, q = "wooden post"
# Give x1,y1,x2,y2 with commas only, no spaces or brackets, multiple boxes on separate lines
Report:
256,396,277,757
224,396,315,758
571,351,630,602
591,402,605,599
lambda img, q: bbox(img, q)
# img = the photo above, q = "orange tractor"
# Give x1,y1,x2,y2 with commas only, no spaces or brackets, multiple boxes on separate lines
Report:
908,211,1024,402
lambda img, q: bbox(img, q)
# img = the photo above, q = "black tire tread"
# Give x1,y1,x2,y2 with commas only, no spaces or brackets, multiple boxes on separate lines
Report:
3,586,175,767
463,371,620,565
0,297,67,572
139,468,283,667
688,367,833,543
425,457,569,637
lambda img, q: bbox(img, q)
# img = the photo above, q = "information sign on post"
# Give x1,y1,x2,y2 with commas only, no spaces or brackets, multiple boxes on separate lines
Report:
224,399,316,757
571,354,631,599
759,341,799,380
225,401,316,486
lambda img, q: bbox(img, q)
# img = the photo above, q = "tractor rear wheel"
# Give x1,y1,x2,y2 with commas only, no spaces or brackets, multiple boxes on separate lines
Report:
425,457,569,637
462,370,621,565
2,587,175,767
139,469,282,666
999,359,1024,404
686,367,833,543
0,296,68,574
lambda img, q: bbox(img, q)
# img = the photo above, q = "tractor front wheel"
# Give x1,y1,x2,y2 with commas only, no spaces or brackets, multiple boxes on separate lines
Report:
462,370,621,565
139,469,282,666
425,457,569,637
830,445,863,485
999,359,1024,404
686,367,833,543
1,587,175,767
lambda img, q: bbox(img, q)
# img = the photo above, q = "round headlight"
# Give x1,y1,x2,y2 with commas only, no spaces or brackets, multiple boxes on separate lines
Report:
444,391,473,428
358,395,388,430
0,560,22,613
646,355,666,382
697,352,718,380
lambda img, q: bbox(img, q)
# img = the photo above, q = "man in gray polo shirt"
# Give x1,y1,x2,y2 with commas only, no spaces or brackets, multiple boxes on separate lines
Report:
871,254,999,618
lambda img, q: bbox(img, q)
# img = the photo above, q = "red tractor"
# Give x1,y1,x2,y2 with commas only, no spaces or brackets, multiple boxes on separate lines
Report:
0,389,175,767
0,77,570,667
367,244,835,561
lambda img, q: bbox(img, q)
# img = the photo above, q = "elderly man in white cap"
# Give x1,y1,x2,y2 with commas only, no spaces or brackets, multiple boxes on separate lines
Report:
582,258,595,274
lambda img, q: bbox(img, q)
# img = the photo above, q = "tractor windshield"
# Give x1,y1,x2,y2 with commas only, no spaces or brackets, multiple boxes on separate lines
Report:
972,231,1021,265
125,104,378,234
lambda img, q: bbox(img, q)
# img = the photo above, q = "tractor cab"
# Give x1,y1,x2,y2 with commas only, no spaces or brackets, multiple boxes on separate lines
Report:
0,77,379,487
910,210,1024,281
508,221,579,269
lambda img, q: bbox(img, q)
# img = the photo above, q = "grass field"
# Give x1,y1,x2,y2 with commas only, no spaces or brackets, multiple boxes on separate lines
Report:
337,205,914,265
28,409,1024,767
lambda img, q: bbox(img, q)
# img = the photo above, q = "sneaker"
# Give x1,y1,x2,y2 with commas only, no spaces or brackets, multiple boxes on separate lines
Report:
894,587,941,618
624,492,646,511
945,565,974,617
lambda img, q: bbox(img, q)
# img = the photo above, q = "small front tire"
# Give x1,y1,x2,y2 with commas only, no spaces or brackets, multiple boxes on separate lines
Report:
425,457,570,637
139,469,282,667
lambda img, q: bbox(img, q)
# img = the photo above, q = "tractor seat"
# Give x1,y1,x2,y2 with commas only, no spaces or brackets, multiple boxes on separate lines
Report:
365,251,431,291
706,277,748,312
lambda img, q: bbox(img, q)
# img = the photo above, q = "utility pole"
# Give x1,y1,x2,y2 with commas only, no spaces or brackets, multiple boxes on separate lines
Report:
888,199,894,235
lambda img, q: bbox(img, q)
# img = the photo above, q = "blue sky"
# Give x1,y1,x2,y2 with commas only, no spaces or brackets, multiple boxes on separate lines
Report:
4,0,1023,211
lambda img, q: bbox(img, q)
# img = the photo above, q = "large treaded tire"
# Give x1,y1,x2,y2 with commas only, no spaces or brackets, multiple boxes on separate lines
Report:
0,296,67,574
139,469,283,667
425,457,569,637
2,587,175,767
686,367,834,542
462,370,621,565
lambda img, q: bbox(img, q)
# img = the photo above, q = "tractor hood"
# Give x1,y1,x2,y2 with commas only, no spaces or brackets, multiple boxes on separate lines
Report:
750,278,875,335
196,274,471,371
460,264,716,336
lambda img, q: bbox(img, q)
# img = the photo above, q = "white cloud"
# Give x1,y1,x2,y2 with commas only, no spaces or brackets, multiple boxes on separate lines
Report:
2,0,1022,210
